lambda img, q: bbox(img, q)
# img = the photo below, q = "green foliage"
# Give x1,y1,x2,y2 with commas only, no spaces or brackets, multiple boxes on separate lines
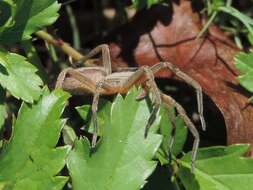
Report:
199,0,253,45
68,89,162,190
75,95,187,166
159,106,187,157
0,0,61,126
0,89,70,190
156,106,187,165
0,50,43,102
178,144,253,190
0,0,252,189
234,52,253,94
75,99,112,135
218,6,253,37
0,0,61,44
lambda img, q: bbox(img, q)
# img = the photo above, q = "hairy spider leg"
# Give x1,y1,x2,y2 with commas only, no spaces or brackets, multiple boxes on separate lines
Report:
117,66,163,135
161,93,200,171
91,82,104,148
91,81,117,148
151,62,206,131
90,81,115,148
55,68,97,92
166,107,177,163
75,44,112,75
119,66,200,170
56,68,114,148
142,67,162,138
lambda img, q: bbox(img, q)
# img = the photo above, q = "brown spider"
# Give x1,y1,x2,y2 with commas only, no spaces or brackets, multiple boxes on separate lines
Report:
56,44,206,170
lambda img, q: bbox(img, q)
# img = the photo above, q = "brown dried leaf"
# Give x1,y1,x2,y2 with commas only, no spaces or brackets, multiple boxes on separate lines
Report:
108,1,253,152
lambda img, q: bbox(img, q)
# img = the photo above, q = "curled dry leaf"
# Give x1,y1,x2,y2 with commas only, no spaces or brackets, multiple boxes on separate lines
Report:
107,1,253,153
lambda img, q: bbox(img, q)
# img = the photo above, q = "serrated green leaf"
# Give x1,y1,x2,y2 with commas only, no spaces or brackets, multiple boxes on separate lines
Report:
178,144,253,190
0,0,60,44
0,50,43,102
68,88,162,190
0,89,71,190
234,52,253,92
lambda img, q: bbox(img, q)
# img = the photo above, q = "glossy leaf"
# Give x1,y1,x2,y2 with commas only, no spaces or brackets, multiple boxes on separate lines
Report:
0,0,60,43
178,144,253,190
0,89,70,190
68,88,162,190
0,50,43,102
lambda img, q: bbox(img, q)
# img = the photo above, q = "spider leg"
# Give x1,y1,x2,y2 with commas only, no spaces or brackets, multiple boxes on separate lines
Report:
55,68,97,92
55,68,110,148
55,68,68,89
91,82,102,148
91,80,114,148
151,62,206,131
75,44,112,75
161,93,200,171
167,110,177,163
142,68,162,137
120,66,162,137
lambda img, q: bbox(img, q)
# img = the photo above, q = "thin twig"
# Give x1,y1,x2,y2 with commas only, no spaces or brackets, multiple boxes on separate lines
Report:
35,30,84,62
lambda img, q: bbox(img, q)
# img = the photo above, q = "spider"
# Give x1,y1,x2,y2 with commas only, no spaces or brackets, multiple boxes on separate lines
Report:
56,44,206,170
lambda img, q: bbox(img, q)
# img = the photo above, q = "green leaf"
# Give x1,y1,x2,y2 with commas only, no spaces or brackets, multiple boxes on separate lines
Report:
234,52,253,92
218,6,253,37
68,88,162,190
0,0,61,44
178,144,253,190
75,104,90,120
0,50,43,102
211,0,225,10
0,89,70,190
21,40,48,82
159,106,187,157
62,125,77,146
75,99,112,135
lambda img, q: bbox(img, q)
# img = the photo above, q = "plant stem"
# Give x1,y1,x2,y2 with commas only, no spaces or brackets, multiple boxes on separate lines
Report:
197,11,217,39
65,5,81,50
35,30,83,62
